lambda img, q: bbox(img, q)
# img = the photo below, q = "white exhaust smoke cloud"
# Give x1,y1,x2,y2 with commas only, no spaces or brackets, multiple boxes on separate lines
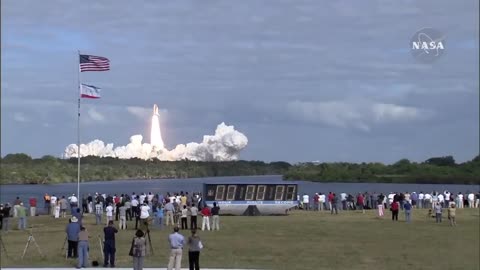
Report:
64,105,248,161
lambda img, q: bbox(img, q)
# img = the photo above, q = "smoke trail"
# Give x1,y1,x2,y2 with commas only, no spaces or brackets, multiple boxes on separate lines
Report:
64,122,248,161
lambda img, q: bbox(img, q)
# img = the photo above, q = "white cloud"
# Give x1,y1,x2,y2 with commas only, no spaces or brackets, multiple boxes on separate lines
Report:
87,108,105,122
13,112,28,122
372,103,420,122
287,99,432,131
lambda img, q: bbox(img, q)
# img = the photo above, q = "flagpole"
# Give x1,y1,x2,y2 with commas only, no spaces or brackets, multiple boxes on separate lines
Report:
77,50,81,200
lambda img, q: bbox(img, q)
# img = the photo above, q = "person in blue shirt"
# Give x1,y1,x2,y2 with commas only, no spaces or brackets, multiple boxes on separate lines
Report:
156,205,164,229
167,227,184,270
404,200,412,223
66,216,81,258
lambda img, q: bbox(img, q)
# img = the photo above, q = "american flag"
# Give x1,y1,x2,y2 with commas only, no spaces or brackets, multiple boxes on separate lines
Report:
79,54,110,72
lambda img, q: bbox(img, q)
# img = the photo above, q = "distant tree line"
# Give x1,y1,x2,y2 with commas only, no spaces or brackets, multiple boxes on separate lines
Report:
0,153,478,185
283,155,480,185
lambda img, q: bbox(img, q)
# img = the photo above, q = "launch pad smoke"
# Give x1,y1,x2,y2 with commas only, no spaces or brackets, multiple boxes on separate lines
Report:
64,105,248,161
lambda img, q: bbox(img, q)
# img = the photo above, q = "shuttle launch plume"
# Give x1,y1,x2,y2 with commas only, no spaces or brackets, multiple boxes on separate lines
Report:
64,104,248,161
150,104,164,149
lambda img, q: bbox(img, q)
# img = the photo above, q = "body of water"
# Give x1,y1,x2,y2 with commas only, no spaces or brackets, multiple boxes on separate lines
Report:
1,175,479,205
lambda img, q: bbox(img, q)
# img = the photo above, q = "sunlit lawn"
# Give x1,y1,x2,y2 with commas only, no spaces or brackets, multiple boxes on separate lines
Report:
1,208,479,270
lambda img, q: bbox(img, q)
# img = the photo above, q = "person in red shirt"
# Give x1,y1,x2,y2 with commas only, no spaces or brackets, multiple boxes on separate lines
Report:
328,192,334,210
29,197,37,217
200,206,211,231
390,200,399,221
356,194,365,214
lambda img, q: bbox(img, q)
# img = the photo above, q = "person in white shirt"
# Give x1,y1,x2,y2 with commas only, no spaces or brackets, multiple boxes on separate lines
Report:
139,193,147,205
68,194,78,208
457,193,464,208
438,194,444,208
106,204,114,224
467,193,475,208
147,192,154,204
340,193,347,210
387,193,395,207
140,204,150,219
50,195,58,216
418,192,424,209
424,193,432,209
139,203,151,230
302,194,310,211
444,190,451,205
319,193,326,211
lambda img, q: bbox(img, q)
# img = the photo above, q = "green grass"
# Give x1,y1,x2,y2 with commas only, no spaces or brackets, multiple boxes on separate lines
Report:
1,209,479,270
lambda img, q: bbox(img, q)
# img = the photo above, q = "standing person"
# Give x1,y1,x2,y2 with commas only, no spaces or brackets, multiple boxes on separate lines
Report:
156,204,164,229
17,203,27,230
167,227,184,270
2,203,11,231
59,196,68,218
377,193,385,217
29,197,37,217
131,197,139,221
435,202,443,223
418,191,424,209
302,193,310,211
106,203,114,225
66,217,80,258
200,205,211,231
125,199,132,221
103,220,118,267
330,194,338,215
313,193,320,211
390,200,399,221
44,193,51,215
95,200,103,225
189,204,198,230
54,201,61,219
119,203,127,230
404,200,412,223
356,193,365,214
139,203,151,231
319,193,326,211
0,204,4,230
50,194,58,215
188,229,202,270
131,230,147,270
165,200,175,226
77,226,89,269
211,202,221,231
181,205,188,230
13,197,22,218
448,203,457,226
82,196,88,214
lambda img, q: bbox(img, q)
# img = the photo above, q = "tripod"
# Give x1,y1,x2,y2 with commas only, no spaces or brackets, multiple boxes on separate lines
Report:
143,220,154,255
0,234,8,258
61,236,68,259
22,227,43,259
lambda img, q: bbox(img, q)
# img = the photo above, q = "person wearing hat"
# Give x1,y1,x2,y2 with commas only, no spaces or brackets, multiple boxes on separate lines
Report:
66,216,81,258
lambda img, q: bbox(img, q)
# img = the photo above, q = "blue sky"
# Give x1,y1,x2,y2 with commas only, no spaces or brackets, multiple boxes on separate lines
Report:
1,0,479,163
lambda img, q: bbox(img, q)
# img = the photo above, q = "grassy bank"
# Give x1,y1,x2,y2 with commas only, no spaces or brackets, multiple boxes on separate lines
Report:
0,209,479,269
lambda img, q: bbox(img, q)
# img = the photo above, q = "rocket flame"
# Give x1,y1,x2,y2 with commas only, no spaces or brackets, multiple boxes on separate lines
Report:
150,104,164,149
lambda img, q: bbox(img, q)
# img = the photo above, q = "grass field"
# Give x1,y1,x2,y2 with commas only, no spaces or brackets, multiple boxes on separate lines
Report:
0,208,479,270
